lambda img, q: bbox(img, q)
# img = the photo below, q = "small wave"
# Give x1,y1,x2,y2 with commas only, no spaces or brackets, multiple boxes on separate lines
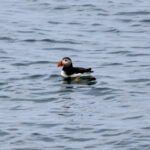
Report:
13,97,57,103
95,8,107,12
0,82,7,86
68,22,83,25
0,95,10,99
102,62,123,66
140,19,150,23
48,21,60,24
54,6,69,10
48,47,80,52
22,38,80,44
0,37,16,42
116,19,133,23
41,38,57,42
124,78,150,83
44,74,60,81
131,23,141,27
86,87,118,96
12,61,54,66
82,4,96,7
8,74,46,81
0,130,9,136
64,127,93,132
41,38,79,44
91,23,101,26
21,122,37,126
48,74,60,78
68,137,96,142
0,50,7,54
142,127,150,130
122,115,143,120
17,30,34,33
115,11,150,16
23,39,37,42
131,46,150,49
97,13,108,16
120,105,130,108
104,96,116,100
39,2,51,7
0,37,13,40
93,128,118,134
127,53,150,57
37,123,60,128
102,132,128,137
104,28,120,33
35,135,55,142
109,50,130,55
28,74,45,79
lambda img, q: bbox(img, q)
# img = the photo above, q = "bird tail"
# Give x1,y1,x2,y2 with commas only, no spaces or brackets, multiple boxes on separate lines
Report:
87,68,93,73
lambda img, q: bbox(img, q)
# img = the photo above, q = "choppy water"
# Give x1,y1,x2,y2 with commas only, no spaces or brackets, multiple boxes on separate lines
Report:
0,0,150,150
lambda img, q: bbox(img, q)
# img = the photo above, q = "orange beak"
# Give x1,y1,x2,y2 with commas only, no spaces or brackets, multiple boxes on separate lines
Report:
57,60,64,67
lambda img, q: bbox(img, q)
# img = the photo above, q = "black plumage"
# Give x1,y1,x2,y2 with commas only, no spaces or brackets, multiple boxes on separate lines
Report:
58,57,95,80
63,66,93,76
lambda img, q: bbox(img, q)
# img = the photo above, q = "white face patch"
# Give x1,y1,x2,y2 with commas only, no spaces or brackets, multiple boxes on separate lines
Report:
62,58,72,66
62,59,68,65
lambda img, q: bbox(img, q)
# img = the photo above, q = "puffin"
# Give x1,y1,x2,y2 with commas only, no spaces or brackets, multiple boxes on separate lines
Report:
57,57,96,82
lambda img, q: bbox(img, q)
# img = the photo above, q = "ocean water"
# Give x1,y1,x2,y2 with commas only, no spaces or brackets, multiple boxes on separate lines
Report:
0,0,150,150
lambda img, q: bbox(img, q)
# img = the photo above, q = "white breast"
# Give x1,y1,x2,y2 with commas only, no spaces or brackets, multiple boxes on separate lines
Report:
61,71,69,78
61,71,91,78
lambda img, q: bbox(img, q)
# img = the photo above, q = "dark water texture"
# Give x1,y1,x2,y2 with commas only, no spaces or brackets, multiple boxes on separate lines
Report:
0,0,150,150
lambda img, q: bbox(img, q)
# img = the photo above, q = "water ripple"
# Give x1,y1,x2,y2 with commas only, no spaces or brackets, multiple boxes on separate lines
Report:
12,61,55,66
115,11,150,16
0,0,150,150
124,78,150,83
22,39,81,44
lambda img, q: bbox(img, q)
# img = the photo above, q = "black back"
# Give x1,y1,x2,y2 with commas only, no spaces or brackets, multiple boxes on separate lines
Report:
63,66,93,76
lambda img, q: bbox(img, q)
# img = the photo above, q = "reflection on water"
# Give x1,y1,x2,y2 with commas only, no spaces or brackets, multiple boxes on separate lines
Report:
62,77,97,85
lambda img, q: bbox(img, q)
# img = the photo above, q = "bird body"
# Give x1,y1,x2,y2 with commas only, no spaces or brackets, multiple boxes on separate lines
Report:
57,57,95,81
61,70,91,78
62,66,92,78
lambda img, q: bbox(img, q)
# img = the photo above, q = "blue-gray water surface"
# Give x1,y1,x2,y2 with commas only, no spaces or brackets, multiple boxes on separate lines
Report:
0,0,150,150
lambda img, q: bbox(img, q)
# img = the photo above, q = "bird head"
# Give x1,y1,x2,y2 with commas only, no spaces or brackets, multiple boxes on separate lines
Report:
57,57,72,68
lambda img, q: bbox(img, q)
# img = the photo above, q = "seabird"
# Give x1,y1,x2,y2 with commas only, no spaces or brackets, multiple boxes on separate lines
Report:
57,57,96,82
